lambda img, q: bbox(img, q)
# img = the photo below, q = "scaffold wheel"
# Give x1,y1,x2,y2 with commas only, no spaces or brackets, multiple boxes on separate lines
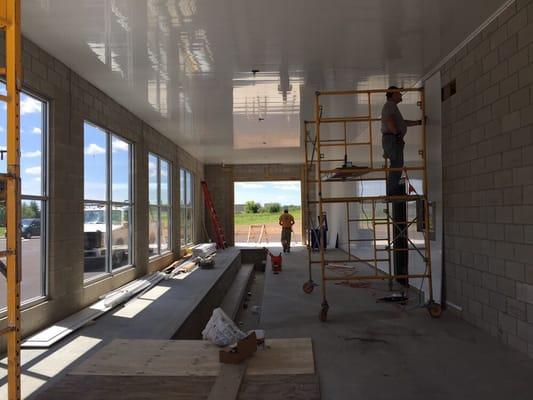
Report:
319,302,329,322
302,280,314,294
427,301,442,318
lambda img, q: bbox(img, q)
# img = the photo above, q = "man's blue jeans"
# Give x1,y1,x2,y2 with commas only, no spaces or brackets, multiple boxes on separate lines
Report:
382,135,404,196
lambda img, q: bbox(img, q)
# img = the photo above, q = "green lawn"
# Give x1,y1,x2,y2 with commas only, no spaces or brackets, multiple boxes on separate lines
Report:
235,209,301,225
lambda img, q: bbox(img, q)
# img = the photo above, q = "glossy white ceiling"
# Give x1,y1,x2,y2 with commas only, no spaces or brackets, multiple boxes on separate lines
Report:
22,0,507,164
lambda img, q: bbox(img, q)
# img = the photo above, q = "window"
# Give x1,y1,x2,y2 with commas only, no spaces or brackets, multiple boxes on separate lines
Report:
0,86,48,310
148,153,171,257
83,122,133,281
180,168,194,247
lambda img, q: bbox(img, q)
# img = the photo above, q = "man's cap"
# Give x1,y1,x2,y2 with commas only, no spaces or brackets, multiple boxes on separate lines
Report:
386,86,400,98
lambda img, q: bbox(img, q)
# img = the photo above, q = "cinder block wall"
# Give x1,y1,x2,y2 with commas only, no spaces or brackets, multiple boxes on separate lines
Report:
441,0,533,357
0,36,205,350
204,164,305,246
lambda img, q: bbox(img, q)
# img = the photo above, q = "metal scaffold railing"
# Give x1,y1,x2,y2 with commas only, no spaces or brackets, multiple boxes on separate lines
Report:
0,1,22,399
302,87,441,322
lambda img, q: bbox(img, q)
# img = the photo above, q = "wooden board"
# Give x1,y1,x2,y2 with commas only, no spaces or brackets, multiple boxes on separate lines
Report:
33,374,320,400
207,362,248,400
71,338,314,377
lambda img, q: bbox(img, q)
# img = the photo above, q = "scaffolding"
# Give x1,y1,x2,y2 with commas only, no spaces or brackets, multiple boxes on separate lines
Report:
303,88,441,321
0,1,22,399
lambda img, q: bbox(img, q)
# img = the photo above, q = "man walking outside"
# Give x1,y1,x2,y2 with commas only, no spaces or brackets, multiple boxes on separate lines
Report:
381,86,422,195
279,208,295,253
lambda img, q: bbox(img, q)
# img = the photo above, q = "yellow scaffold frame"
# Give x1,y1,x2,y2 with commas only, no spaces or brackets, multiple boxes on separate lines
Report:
0,1,22,399
303,87,442,321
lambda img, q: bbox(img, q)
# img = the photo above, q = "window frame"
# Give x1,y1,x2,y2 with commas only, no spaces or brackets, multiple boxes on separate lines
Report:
0,86,49,313
180,168,194,248
83,120,135,282
148,153,172,258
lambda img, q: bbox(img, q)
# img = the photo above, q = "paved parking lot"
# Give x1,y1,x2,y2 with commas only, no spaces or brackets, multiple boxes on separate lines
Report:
0,237,43,309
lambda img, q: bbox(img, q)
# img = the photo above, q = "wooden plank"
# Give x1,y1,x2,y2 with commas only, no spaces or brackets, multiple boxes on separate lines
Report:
34,374,321,400
71,338,314,377
248,338,315,375
207,362,247,400
240,374,321,400
33,375,214,400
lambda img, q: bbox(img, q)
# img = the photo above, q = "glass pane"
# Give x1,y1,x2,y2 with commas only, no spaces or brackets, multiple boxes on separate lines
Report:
160,160,170,206
160,207,170,252
0,200,45,309
84,123,107,201
111,204,131,269
112,135,130,203
20,200,44,302
148,205,159,256
186,207,193,244
180,207,186,247
84,202,107,279
149,154,158,205
186,171,193,206
180,169,185,206
20,92,44,196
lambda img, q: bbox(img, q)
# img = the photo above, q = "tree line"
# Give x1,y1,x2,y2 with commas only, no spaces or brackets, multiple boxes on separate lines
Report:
243,201,300,214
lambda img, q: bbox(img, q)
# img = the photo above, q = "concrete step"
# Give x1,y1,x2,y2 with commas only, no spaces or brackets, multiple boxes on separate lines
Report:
220,263,255,321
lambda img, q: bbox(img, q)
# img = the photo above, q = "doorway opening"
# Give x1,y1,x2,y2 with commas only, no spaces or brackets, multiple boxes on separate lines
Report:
234,181,302,246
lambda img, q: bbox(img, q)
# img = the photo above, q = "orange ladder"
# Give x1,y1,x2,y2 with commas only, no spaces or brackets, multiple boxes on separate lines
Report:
201,181,227,249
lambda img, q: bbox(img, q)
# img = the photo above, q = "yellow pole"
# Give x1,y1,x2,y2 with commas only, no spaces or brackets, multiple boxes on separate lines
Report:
5,0,22,398
420,89,434,302
315,93,328,317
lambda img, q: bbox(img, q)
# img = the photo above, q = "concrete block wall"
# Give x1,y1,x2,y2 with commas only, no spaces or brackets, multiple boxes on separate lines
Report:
204,164,304,246
441,0,533,357
0,35,205,350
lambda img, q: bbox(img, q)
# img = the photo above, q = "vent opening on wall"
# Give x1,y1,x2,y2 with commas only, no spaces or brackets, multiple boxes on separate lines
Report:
441,79,456,102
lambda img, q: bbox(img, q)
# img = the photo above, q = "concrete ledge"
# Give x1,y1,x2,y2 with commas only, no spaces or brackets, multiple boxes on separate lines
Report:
220,264,255,321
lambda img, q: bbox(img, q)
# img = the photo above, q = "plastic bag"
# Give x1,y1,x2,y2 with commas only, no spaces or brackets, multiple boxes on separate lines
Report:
202,308,247,347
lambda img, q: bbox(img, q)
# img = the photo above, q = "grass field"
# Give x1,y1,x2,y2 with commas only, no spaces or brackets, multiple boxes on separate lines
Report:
234,209,301,225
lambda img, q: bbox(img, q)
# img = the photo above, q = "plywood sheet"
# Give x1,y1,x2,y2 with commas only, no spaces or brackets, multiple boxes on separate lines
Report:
71,338,314,377
34,374,320,400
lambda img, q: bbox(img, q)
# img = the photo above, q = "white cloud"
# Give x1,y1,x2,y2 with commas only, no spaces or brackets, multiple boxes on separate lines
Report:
21,97,42,115
235,182,266,189
32,127,42,135
22,150,42,158
25,166,41,176
85,143,106,156
0,126,4,132
112,138,129,152
149,161,157,177
272,182,300,191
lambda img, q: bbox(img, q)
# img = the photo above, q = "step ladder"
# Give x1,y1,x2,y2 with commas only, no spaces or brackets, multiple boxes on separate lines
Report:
201,181,227,249
0,1,22,399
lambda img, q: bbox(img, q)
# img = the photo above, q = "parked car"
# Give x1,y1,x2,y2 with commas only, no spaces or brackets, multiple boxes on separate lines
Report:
21,218,40,239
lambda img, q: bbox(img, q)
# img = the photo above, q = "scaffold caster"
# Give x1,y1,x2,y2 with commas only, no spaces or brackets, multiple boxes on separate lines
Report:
427,301,442,318
319,302,329,322
302,280,315,294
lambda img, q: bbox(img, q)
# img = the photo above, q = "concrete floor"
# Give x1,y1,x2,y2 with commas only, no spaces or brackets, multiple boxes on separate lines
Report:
3,245,533,399
259,246,533,400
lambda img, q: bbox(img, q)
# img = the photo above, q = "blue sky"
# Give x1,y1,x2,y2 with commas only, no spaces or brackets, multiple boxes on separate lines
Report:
0,85,44,196
234,181,301,206
84,122,131,202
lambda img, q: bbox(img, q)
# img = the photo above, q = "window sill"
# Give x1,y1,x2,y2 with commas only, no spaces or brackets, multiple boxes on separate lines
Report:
0,295,48,319
149,251,173,261
83,265,136,287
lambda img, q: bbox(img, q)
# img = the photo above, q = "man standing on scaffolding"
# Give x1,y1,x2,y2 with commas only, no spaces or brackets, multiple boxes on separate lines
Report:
381,86,422,195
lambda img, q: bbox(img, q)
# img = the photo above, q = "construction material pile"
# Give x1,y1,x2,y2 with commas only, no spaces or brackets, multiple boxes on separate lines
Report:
192,243,217,268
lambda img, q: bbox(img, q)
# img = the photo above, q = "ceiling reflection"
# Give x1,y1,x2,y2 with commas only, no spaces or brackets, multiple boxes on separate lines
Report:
22,0,508,164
